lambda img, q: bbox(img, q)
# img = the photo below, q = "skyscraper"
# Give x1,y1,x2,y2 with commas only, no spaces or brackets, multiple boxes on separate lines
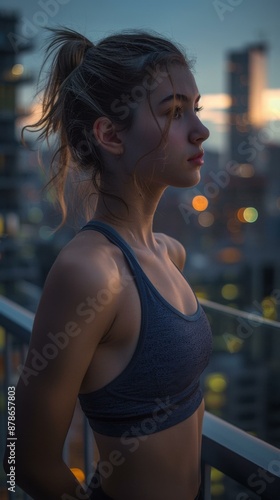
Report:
0,11,38,301
227,43,267,168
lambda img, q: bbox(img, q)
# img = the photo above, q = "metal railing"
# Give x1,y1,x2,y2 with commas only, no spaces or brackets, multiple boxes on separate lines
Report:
1,294,280,499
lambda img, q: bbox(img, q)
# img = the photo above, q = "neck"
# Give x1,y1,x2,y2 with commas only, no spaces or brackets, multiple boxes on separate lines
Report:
93,182,166,249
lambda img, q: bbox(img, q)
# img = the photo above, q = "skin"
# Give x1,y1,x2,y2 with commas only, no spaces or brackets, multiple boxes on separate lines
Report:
4,64,209,500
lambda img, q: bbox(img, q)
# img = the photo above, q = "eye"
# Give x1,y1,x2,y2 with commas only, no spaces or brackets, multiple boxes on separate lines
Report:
195,105,203,114
172,105,184,119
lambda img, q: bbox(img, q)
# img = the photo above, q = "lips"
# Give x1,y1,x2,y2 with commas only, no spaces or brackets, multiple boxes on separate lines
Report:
188,150,204,161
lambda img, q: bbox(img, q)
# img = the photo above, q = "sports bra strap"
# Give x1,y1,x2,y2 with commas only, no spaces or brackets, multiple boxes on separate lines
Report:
79,219,149,334
80,220,141,271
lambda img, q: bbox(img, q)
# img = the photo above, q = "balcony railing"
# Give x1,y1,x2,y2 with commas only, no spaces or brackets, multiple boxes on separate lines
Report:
1,294,280,499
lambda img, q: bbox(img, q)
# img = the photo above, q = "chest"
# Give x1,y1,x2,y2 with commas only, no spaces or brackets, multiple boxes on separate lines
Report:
129,252,198,317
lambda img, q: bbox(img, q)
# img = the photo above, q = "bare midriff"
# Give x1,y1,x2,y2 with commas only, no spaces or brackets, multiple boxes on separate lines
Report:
93,400,204,500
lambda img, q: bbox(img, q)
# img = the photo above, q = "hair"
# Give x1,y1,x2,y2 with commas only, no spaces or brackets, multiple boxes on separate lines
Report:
24,27,192,226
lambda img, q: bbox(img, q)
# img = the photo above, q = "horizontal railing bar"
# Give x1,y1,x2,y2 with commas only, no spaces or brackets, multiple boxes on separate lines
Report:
2,295,280,498
0,295,33,342
202,412,280,499
199,297,280,328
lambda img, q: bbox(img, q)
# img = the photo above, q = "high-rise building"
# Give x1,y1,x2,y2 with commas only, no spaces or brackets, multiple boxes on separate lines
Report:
227,43,267,166
0,11,39,303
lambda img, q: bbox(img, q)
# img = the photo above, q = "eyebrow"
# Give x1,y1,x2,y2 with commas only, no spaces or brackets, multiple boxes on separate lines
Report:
158,93,201,105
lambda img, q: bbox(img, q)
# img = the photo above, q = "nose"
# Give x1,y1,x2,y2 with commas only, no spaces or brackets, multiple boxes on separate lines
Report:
189,116,210,144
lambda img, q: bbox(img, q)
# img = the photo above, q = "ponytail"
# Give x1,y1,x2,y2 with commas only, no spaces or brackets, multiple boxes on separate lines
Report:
40,28,93,133
23,28,94,227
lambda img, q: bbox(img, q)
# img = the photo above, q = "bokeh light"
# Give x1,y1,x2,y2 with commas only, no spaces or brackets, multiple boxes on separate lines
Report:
243,207,258,222
221,283,239,300
0,215,4,235
27,207,43,224
70,468,85,484
205,373,228,392
237,207,258,223
224,334,244,353
261,297,277,320
192,195,208,211
237,163,255,178
217,247,243,264
11,64,24,76
0,326,5,349
38,225,54,240
198,211,214,227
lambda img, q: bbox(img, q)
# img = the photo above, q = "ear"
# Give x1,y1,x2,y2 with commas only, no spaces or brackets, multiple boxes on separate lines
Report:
93,117,124,155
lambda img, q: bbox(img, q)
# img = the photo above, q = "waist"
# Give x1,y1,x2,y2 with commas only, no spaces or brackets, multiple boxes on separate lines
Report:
91,401,204,500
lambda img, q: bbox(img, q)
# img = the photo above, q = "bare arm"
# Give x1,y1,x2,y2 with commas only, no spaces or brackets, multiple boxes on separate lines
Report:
3,246,120,499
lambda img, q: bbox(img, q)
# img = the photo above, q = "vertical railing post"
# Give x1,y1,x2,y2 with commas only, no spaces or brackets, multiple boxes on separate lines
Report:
201,460,211,500
63,431,70,465
83,417,94,482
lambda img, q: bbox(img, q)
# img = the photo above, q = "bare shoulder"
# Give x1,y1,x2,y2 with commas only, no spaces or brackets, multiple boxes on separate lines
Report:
155,232,187,271
41,230,122,325
51,228,122,292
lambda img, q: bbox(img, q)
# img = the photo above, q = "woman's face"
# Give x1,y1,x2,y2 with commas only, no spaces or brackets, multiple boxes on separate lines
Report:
118,64,210,191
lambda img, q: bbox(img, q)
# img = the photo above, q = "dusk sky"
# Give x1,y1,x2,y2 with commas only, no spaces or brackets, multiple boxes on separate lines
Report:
1,0,280,151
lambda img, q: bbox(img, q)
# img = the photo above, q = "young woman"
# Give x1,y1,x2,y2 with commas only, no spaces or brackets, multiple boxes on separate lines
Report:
4,28,212,499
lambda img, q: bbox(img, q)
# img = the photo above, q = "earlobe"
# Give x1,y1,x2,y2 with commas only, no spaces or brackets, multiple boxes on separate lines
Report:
93,117,124,155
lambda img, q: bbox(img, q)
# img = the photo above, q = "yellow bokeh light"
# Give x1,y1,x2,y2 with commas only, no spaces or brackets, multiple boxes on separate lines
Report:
243,207,258,223
204,391,226,409
205,373,228,392
0,326,5,349
261,297,277,320
0,215,4,235
211,484,225,496
211,468,224,481
12,64,24,76
224,333,244,353
70,468,85,484
195,291,209,300
192,195,208,211
221,283,239,300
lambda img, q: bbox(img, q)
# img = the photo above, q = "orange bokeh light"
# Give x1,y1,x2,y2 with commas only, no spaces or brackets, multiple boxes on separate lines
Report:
237,207,246,222
70,468,85,484
192,195,208,211
217,247,243,264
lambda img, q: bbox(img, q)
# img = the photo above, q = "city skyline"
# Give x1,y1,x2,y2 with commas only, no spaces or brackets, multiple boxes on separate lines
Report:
1,0,280,152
